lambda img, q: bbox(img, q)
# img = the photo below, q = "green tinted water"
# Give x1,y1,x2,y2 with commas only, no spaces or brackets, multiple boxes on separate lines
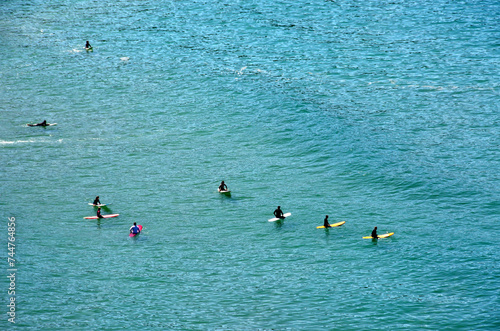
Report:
1,0,499,329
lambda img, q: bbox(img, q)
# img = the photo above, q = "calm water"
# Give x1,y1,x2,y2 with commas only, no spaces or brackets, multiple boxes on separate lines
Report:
1,0,499,329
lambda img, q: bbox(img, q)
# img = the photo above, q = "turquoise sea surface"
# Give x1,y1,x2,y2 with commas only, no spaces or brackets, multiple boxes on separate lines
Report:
1,0,499,329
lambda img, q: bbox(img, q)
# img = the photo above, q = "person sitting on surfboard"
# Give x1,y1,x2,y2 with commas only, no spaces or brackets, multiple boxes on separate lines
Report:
323,215,331,228
93,196,101,205
130,222,140,234
274,206,285,219
218,181,228,192
85,41,92,49
371,226,378,239
96,207,103,219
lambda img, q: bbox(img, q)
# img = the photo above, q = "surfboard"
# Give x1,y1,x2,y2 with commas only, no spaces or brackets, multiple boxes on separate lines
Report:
268,212,291,222
27,123,57,127
218,189,231,195
84,214,119,219
363,232,394,239
129,225,143,237
316,221,345,229
88,203,107,207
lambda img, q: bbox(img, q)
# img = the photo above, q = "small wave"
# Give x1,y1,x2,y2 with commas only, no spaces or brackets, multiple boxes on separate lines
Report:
0,138,63,145
0,139,37,145
367,80,491,92
238,66,247,75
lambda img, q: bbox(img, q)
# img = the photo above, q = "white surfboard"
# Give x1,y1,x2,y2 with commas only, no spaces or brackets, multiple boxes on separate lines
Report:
88,203,107,207
218,189,231,195
268,212,291,222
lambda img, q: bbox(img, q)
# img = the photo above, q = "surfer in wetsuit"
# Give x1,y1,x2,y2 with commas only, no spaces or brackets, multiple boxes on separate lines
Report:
93,196,101,206
29,120,48,126
371,226,378,239
130,222,140,234
97,207,103,219
85,41,92,49
218,181,228,192
274,206,285,219
324,215,331,228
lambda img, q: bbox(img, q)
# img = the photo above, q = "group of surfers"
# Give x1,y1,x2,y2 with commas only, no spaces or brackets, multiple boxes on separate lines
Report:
92,181,382,239
223,182,382,239
92,196,140,235
273,206,379,238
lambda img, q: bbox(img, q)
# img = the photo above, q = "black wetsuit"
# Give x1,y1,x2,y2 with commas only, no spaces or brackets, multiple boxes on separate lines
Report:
219,184,227,191
371,229,378,239
93,198,101,205
274,209,284,219
97,209,103,219
324,217,330,228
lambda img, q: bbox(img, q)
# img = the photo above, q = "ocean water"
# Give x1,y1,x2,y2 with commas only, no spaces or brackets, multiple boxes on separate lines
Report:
1,0,499,329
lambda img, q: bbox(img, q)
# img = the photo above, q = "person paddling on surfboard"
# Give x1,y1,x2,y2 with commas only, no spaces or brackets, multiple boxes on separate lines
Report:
30,120,48,127
130,222,141,235
218,181,228,192
96,207,104,219
323,215,331,228
93,196,101,206
371,226,378,239
274,206,285,219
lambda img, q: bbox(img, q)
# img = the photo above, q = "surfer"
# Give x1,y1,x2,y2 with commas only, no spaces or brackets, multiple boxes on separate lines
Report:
29,120,48,127
371,226,378,239
93,196,101,206
96,207,103,219
274,206,285,219
323,215,331,228
218,181,228,192
130,222,141,235
85,41,92,49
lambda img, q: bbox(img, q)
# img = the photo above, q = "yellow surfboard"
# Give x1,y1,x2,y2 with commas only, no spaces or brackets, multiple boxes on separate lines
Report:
316,221,346,229
363,232,394,239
